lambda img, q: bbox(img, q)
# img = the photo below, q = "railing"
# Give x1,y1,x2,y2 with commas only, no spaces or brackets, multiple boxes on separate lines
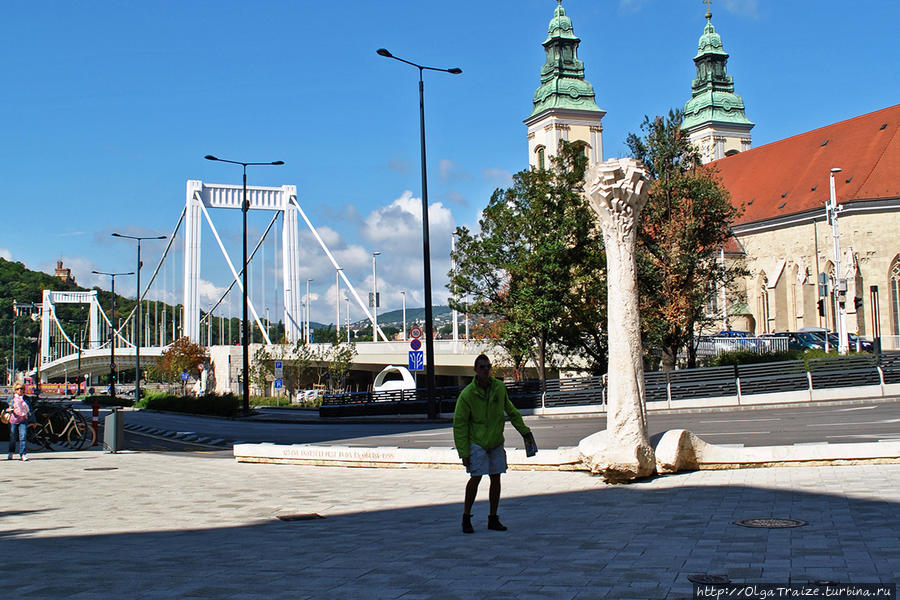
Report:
319,352,900,417
694,336,788,358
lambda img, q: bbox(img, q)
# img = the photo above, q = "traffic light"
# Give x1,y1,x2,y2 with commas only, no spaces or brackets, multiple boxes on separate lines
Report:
853,297,863,311
817,299,825,317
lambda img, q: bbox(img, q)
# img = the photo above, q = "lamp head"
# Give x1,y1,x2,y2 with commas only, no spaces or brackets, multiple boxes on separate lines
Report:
448,68,462,74
376,48,392,58
204,155,218,161
831,167,842,173
271,161,285,165
111,232,122,238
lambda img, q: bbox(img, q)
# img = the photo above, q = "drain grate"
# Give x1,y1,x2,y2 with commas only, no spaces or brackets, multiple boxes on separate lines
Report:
734,517,807,528
687,574,731,585
276,513,326,522
84,467,119,472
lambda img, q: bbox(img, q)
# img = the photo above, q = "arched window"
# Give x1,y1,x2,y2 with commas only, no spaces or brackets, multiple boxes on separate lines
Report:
890,255,900,336
535,146,546,170
758,274,770,333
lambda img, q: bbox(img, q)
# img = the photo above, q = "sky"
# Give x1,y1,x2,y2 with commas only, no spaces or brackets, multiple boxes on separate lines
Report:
2,0,899,327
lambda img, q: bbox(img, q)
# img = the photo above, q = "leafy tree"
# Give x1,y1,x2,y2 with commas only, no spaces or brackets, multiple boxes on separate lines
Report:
154,336,208,382
626,109,746,370
449,141,608,380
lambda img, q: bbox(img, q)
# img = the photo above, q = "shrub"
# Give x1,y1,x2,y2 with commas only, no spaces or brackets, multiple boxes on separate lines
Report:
136,392,242,417
709,350,800,366
83,395,134,408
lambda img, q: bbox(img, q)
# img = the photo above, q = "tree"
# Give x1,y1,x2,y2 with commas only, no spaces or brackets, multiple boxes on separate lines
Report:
626,109,746,370
449,141,608,381
154,336,208,382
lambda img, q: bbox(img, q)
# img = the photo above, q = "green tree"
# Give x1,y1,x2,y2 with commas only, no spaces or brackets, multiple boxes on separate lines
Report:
154,336,208,382
626,109,746,370
449,141,608,380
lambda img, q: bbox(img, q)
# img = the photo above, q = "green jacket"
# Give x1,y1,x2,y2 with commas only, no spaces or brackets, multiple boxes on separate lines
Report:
453,377,531,458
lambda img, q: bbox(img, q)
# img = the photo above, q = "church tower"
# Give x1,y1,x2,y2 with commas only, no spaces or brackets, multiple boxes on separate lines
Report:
682,3,753,163
525,1,605,170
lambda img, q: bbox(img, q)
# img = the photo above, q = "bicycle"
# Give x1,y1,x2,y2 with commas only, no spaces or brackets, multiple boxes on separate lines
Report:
26,402,96,451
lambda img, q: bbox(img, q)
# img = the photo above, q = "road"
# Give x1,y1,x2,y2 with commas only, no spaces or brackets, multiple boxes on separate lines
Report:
118,398,900,450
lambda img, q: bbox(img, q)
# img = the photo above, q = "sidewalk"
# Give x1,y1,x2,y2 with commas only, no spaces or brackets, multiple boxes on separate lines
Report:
2,450,897,599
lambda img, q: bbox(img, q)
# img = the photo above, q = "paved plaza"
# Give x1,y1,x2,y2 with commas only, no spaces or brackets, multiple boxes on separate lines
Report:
2,449,898,599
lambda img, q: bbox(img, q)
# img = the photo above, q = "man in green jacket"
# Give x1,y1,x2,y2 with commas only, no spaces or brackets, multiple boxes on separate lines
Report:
453,354,535,534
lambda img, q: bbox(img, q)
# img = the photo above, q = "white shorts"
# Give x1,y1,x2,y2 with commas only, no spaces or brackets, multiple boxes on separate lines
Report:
467,443,507,476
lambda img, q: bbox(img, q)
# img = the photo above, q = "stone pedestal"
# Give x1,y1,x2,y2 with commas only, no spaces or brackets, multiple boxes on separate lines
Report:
585,158,656,482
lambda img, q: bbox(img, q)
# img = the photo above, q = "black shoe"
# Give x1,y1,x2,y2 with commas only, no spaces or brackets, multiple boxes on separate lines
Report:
487,515,507,531
462,513,474,534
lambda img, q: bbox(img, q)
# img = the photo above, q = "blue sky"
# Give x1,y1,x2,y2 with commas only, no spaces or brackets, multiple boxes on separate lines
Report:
3,0,899,325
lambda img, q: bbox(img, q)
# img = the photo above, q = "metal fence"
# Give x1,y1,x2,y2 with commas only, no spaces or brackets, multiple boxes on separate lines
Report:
694,336,788,359
319,352,900,417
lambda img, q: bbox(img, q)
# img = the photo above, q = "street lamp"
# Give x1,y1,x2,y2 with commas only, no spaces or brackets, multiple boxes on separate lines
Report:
401,290,406,341
93,270,134,399
335,268,342,340
371,251,381,342
112,232,166,401
377,47,461,418
204,154,284,415
305,278,314,343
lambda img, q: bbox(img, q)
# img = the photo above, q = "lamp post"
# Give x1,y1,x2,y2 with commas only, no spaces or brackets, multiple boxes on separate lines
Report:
112,232,166,401
371,251,381,342
401,291,406,341
827,167,849,354
345,296,351,344
335,269,342,340
204,154,284,415
377,48,461,418
306,278,314,343
93,270,134,399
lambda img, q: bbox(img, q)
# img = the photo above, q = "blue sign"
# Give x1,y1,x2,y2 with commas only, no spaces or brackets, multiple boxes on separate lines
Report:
408,350,424,371
409,338,422,351
180,371,190,381
274,378,283,389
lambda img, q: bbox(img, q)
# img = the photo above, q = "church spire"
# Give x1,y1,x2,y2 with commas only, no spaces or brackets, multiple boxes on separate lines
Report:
682,1,753,163
525,2,605,169
527,1,603,119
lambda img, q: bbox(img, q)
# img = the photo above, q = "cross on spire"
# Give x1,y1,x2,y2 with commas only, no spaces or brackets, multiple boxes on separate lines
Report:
703,0,713,19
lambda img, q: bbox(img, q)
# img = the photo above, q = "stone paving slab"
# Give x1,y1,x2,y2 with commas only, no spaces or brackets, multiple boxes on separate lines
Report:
1,450,898,599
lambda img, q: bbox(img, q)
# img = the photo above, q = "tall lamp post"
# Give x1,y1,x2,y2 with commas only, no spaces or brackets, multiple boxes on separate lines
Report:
93,270,134,398
376,48,461,419
306,278,314,343
112,232,166,401
371,251,381,342
204,155,284,415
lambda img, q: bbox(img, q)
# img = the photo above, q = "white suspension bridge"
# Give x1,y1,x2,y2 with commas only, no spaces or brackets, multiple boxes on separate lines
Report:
28,179,496,393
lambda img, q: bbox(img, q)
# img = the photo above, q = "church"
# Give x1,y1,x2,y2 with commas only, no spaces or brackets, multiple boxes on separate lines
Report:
524,2,900,350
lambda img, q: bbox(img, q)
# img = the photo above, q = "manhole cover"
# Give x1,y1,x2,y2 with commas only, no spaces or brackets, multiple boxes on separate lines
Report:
276,513,326,521
84,467,119,472
734,517,807,528
687,574,731,585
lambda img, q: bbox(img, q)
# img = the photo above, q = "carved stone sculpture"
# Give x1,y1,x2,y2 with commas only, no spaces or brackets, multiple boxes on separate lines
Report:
584,158,656,482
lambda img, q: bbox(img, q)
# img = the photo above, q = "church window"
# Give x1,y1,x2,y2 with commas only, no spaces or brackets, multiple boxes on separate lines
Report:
890,256,900,336
536,146,546,170
725,149,739,157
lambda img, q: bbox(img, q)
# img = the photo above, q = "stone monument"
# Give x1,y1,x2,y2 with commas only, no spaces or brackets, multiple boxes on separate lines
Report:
584,158,656,482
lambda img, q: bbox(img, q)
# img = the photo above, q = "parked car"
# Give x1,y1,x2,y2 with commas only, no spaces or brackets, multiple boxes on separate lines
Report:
759,331,825,352
715,330,761,350
800,328,873,352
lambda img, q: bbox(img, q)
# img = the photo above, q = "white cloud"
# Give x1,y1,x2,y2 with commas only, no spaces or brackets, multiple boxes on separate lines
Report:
0,248,11,260
720,0,759,19
198,278,229,305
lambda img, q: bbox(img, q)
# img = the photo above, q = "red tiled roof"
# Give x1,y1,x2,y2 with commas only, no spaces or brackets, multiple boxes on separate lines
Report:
710,104,900,226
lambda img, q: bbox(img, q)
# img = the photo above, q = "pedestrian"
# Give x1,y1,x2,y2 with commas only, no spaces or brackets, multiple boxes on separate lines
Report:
6,382,31,461
453,354,535,534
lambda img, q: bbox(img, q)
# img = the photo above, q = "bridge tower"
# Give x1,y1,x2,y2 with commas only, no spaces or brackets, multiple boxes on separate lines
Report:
183,180,303,344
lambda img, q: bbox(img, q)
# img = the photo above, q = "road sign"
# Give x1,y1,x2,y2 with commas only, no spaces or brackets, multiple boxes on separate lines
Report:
409,338,422,351
274,360,284,378
408,350,424,371
274,378,283,389
180,371,190,381
410,325,422,339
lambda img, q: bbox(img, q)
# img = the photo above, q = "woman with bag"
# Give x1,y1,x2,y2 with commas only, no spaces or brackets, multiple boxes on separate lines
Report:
6,382,31,461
